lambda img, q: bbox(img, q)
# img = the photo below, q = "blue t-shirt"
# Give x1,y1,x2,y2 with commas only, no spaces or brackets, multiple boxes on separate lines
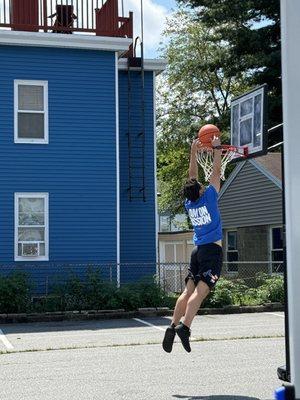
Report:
185,185,222,245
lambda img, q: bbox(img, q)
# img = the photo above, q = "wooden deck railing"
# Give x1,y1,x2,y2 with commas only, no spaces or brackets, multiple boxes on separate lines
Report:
0,0,133,38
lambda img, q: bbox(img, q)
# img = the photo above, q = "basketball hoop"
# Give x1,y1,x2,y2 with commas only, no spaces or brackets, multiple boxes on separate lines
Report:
197,145,248,181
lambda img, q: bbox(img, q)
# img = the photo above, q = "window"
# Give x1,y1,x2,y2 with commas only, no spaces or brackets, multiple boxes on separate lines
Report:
15,193,49,261
14,80,48,144
271,227,284,273
159,215,171,232
226,230,238,273
159,214,188,232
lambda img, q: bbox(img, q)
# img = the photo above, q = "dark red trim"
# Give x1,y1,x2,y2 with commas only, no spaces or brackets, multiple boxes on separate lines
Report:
0,0,134,40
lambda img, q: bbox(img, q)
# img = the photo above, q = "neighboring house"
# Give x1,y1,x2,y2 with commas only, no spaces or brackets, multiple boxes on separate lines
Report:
219,153,283,276
158,213,193,291
0,0,165,288
159,231,194,264
158,230,193,293
158,153,283,291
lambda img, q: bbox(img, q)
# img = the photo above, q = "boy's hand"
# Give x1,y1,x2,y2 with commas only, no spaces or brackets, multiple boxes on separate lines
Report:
211,135,221,148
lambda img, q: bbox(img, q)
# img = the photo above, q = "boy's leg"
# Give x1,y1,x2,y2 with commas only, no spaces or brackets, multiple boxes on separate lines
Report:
171,279,195,326
182,280,211,327
175,281,210,353
176,244,223,352
162,279,195,353
162,246,200,353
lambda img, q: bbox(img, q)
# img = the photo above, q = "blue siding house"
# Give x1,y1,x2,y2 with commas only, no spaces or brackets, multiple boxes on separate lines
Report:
0,0,165,289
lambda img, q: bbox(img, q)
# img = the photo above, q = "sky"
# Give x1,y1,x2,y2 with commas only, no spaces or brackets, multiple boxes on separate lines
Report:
121,0,177,58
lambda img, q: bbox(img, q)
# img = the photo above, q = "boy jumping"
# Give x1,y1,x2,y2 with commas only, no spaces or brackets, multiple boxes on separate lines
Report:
162,136,223,353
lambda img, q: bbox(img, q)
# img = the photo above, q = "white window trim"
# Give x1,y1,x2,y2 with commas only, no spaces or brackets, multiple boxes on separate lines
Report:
269,225,284,274
14,80,49,144
14,193,49,261
226,230,239,274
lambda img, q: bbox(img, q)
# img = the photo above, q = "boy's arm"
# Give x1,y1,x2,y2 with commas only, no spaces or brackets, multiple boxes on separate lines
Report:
189,139,200,179
209,136,222,192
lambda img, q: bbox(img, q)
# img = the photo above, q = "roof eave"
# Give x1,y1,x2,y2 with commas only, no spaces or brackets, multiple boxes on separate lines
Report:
249,158,282,189
118,58,167,75
0,30,132,53
218,157,282,200
218,161,246,199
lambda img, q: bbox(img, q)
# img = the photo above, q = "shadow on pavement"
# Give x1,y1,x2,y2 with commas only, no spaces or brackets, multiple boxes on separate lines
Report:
1,316,172,335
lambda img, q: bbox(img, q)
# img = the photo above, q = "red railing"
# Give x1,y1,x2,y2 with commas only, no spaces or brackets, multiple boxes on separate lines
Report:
0,0,133,38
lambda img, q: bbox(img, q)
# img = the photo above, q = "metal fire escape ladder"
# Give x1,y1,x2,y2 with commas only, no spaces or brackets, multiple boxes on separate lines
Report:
127,37,146,202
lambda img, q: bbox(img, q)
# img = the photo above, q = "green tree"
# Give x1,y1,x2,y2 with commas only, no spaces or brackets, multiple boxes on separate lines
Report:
157,9,248,215
178,0,282,127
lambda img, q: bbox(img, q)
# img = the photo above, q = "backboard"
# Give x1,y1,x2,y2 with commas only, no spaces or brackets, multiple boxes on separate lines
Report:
231,84,268,160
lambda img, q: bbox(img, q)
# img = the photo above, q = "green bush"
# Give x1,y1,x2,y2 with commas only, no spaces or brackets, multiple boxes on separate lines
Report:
49,273,166,312
256,275,284,304
115,278,166,311
163,293,179,309
231,279,249,306
85,270,117,310
0,269,285,313
192,273,284,310
52,270,117,311
204,278,235,308
239,288,261,306
134,278,166,308
0,272,31,313
31,296,63,313
114,284,142,310
255,272,270,287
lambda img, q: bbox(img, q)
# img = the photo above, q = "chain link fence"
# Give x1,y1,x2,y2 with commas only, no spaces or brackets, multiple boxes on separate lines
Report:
0,260,283,297
158,261,284,294
0,262,160,297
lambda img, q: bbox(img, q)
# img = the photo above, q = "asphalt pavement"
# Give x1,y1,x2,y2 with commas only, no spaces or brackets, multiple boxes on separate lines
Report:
0,312,285,400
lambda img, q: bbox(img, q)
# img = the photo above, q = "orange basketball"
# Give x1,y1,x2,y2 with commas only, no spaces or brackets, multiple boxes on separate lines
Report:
198,124,220,145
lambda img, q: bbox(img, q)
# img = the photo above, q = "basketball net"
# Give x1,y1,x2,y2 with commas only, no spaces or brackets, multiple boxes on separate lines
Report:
197,146,241,181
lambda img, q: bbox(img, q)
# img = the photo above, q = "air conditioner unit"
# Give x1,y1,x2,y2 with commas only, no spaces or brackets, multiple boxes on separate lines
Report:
21,242,39,257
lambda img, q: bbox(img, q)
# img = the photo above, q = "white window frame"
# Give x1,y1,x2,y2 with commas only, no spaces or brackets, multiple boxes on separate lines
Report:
14,193,49,261
269,225,284,274
226,230,239,274
14,80,49,144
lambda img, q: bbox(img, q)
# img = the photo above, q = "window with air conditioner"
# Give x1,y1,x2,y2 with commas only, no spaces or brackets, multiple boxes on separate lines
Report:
15,193,49,261
14,80,48,144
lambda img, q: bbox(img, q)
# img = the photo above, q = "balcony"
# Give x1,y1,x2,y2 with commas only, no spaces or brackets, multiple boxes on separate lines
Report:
0,0,133,38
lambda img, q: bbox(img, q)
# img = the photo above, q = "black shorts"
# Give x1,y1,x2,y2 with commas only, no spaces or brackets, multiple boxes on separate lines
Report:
185,243,223,289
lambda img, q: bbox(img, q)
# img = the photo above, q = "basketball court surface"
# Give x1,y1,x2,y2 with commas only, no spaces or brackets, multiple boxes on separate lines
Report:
0,313,284,399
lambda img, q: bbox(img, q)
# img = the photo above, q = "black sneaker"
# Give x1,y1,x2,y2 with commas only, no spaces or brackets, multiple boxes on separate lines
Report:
175,322,191,353
162,326,176,353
